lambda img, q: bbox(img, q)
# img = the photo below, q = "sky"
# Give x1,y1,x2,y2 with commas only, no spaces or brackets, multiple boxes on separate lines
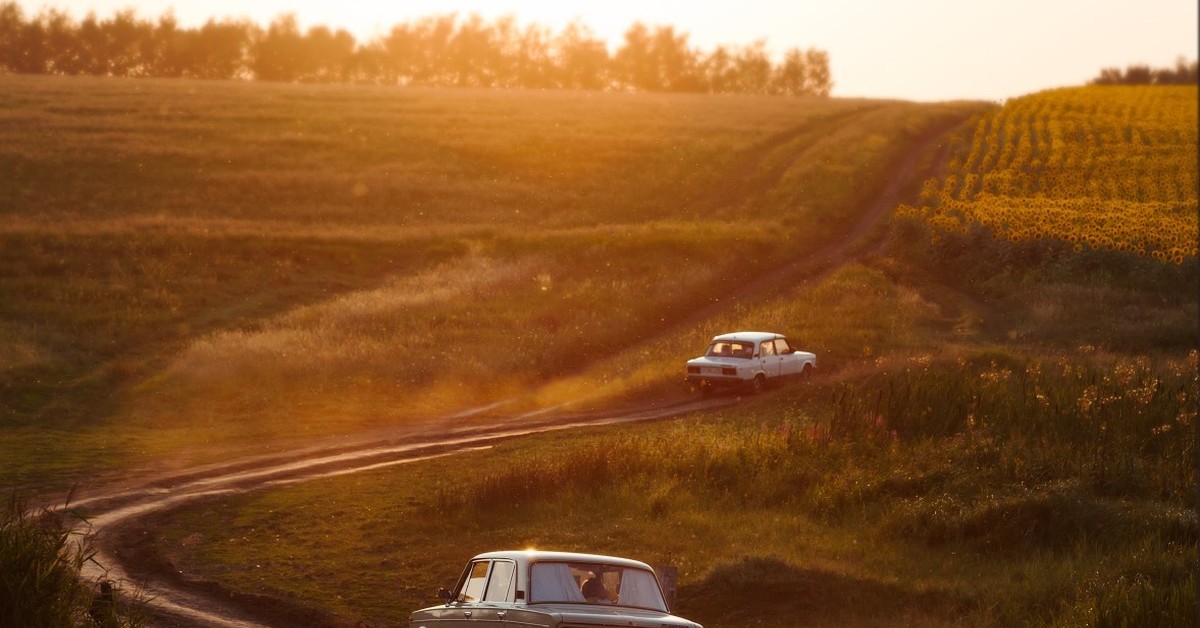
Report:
20,0,1199,102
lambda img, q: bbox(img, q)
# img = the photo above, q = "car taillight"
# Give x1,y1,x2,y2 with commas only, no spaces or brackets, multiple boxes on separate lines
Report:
687,366,700,374
721,367,736,376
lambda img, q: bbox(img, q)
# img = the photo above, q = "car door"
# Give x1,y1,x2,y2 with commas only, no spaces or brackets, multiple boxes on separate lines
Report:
477,559,518,625
440,560,510,627
759,340,782,378
774,337,801,377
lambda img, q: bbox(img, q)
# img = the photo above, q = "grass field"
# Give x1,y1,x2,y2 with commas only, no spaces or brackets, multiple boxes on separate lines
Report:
1,75,1195,627
1,74,981,483
153,347,1195,626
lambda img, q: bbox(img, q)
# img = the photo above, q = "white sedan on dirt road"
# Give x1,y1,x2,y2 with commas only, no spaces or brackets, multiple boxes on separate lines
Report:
410,550,702,628
685,331,816,395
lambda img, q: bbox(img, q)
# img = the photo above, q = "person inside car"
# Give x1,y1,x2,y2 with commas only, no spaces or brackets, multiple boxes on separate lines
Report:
581,572,611,603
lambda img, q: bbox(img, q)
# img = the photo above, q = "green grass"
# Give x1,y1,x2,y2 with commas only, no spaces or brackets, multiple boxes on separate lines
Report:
1,74,983,482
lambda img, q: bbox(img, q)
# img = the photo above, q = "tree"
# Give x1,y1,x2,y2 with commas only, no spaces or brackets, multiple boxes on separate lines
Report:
97,9,151,76
512,21,555,89
699,45,736,93
7,6,47,74
614,22,656,90
252,14,305,81
411,14,457,86
772,48,807,95
379,22,419,85
1092,67,1123,85
0,6,835,95
1122,64,1153,85
143,13,184,77
731,41,771,94
303,25,356,82
39,9,79,74
448,13,485,86
612,23,702,93
193,18,252,79
804,47,832,96
0,1,21,72
1090,59,1198,86
650,25,699,91
555,20,609,90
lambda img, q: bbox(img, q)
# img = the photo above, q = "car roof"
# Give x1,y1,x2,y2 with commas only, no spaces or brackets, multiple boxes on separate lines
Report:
710,331,784,343
471,550,654,571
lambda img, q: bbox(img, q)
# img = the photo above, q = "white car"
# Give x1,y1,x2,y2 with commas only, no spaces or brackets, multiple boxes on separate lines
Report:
685,331,816,394
410,550,702,628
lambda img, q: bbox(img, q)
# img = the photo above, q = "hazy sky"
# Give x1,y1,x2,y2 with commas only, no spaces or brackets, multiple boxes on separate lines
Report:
23,0,1199,101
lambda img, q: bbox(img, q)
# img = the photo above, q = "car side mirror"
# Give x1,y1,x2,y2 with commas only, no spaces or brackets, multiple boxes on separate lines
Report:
438,588,454,604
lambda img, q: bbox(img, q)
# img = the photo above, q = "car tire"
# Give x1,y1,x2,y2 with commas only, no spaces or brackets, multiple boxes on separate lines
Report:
802,363,813,379
698,381,715,396
750,375,766,395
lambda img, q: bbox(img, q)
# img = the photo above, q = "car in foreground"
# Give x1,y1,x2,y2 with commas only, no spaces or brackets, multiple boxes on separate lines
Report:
685,331,816,394
409,550,702,628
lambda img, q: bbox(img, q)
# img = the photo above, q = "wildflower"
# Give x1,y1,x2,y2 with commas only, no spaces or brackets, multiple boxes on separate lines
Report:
1078,385,1098,414
980,365,1012,384
1128,379,1159,406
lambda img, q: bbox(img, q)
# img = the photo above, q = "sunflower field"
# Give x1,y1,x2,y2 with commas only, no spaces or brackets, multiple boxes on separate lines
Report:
898,85,1198,264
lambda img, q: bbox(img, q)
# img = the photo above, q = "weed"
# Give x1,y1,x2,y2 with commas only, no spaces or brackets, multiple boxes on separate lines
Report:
0,492,147,627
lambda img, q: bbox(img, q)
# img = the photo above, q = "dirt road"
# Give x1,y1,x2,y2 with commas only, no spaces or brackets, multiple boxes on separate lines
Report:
69,111,971,627
72,397,734,627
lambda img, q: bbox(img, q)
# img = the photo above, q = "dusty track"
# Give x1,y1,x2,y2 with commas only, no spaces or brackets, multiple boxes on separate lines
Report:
73,397,734,627
72,111,972,627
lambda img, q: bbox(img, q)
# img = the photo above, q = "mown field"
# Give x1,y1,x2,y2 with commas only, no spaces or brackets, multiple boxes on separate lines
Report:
2,76,1196,627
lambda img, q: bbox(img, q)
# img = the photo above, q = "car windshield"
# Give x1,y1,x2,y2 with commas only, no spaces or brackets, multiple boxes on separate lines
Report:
528,561,668,612
706,340,754,359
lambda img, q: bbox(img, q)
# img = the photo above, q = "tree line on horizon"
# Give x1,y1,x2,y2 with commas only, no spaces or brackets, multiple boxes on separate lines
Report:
1089,58,1198,86
0,3,833,96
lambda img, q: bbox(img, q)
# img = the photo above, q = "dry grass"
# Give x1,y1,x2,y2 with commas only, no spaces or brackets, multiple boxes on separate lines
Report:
3,75,984,473
155,345,1196,626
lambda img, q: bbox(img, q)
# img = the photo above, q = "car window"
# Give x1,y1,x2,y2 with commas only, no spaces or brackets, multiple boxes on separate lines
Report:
483,560,516,602
707,341,753,358
774,338,791,354
761,341,775,356
529,561,668,612
458,560,490,603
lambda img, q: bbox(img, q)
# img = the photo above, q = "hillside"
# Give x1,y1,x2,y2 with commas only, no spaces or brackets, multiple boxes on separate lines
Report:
1,77,1194,627
144,84,1195,627
1,74,981,485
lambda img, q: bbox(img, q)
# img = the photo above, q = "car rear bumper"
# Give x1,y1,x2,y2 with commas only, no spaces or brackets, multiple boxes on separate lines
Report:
685,375,745,388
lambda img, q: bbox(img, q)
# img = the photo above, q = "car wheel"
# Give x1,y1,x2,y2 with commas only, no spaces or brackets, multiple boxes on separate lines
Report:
802,363,813,380
698,381,715,396
750,375,766,395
